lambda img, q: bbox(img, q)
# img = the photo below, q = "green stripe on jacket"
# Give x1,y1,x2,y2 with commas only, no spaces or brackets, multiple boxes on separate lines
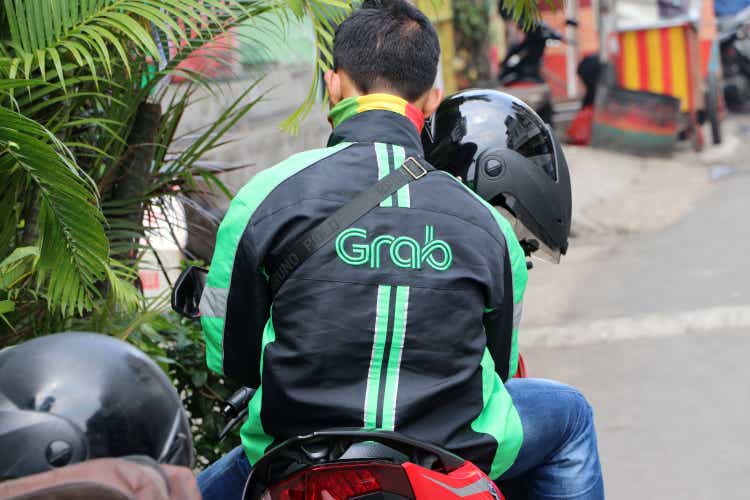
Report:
202,142,352,466
201,141,352,375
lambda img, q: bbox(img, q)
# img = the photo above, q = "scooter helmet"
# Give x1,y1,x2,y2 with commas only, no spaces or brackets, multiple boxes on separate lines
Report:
0,332,193,479
423,89,572,261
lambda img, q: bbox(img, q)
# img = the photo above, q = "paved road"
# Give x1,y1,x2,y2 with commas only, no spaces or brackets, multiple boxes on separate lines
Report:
524,330,750,500
523,166,750,335
518,161,750,498
567,172,750,321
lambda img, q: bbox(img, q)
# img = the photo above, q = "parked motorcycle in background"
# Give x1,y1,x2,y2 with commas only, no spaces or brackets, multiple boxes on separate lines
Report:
718,5,750,111
497,4,578,126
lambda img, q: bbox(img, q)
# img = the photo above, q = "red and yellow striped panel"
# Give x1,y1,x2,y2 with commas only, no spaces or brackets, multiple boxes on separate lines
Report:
616,25,696,112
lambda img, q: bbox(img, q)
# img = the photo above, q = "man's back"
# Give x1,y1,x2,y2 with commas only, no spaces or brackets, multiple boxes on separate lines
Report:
196,5,602,499
200,95,526,475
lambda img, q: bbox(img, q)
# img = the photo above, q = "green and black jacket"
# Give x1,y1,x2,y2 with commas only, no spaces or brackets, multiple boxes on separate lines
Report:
200,93,529,478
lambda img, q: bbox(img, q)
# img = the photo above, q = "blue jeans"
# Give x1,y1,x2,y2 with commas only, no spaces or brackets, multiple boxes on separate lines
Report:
499,378,604,499
197,378,603,500
197,445,251,500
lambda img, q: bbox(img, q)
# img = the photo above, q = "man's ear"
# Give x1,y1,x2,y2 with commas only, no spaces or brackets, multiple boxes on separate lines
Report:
420,87,444,117
324,69,343,107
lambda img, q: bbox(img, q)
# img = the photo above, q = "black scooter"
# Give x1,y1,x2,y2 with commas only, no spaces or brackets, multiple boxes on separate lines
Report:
498,20,578,125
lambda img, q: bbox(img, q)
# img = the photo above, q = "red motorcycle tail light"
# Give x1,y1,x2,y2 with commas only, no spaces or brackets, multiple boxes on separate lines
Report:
264,462,416,500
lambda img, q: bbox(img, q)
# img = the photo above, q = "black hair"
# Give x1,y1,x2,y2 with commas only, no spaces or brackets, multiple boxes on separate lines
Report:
333,0,440,101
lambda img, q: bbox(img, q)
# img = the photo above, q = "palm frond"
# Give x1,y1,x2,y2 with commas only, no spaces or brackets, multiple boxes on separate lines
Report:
102,78,265,265
281,0,350,132
0,164,24,256
0,105,109,314
0,0,266,85
501,0,546,30
0,0,378,328
104,258,141,311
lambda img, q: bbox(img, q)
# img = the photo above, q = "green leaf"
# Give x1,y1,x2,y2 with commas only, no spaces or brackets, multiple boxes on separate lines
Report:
0,246,39,268
0,300,14,329
0,246,37,290
47,48,66,89
153,355,177,365
0,106,109,314
281,0,349,132
0,78,47,91
192,370,208,387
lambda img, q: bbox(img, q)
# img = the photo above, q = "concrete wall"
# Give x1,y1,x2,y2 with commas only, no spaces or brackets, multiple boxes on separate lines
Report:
174,63,332,209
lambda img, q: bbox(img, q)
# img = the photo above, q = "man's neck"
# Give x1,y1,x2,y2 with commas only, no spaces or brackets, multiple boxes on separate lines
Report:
328,93,425,132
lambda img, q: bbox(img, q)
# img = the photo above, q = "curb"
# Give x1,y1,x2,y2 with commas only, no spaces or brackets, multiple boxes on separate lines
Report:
521,305,750,348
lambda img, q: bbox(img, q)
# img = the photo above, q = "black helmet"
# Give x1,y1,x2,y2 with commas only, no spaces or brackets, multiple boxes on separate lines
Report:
0,332,193,479
423,89,572,261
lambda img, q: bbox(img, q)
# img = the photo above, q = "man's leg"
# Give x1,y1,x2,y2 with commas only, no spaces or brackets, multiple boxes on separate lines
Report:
197,445,252,500
498,378,604,500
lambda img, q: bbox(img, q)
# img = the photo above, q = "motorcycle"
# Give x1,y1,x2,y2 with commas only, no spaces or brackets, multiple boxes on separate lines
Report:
172,266,527,500
498,20,578,125
718,6,750,112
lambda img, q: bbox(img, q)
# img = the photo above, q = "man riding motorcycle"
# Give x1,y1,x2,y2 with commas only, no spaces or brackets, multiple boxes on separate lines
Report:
197,1,604,499
424,89,603,498
0,332,200,499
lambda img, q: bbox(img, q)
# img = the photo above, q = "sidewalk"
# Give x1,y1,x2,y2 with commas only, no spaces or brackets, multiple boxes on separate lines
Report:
566,116,748,242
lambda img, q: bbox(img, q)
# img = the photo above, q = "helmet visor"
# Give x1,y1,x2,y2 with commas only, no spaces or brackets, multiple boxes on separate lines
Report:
494,206,562,264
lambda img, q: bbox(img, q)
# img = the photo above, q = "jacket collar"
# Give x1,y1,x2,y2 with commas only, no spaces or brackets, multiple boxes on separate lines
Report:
327,94,425,153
